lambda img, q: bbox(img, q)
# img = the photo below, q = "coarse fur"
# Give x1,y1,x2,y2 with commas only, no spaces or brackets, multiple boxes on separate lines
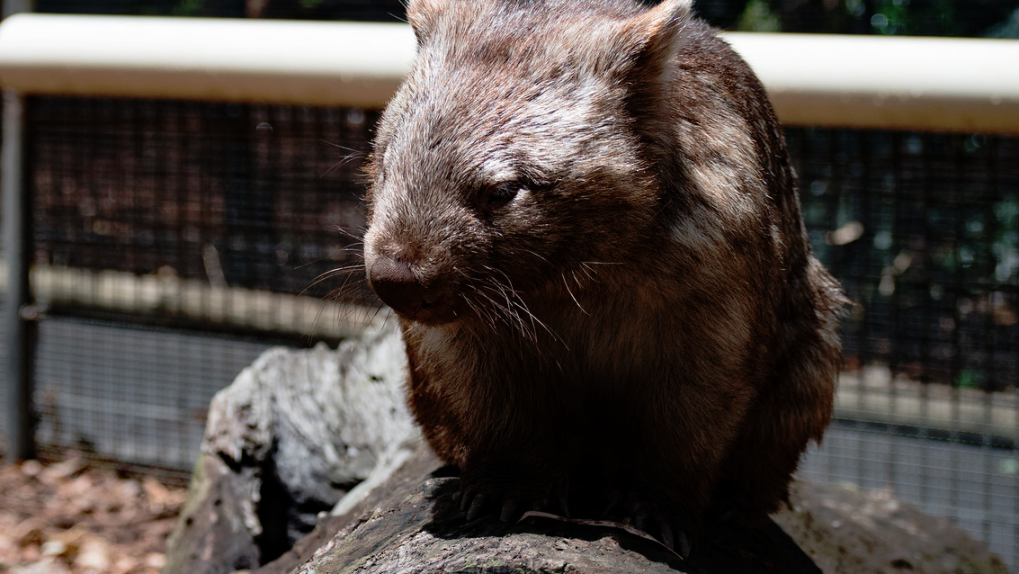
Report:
361,0,846,549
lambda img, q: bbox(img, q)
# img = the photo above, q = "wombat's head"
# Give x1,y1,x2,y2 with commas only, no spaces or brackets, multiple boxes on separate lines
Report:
363,0,692,328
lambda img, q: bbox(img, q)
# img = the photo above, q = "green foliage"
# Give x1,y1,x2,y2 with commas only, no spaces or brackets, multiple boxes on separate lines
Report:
172,0,203,16
700,0,1017,38
956,369,981,389
870,0,960,36
735,0,782,32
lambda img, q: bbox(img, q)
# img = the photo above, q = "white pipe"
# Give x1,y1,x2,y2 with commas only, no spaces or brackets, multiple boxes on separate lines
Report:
725,33,1019,134
0,14,1018,133
0,14,416,107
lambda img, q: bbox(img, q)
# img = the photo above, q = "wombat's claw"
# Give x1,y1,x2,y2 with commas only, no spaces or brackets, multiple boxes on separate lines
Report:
674,528,691,559
632,507,649,530
651,518,690,559
499,498,519,522
602,490,622,517
658,519,673,548
616,494,691,558
557,494,571,518
465,493,487,521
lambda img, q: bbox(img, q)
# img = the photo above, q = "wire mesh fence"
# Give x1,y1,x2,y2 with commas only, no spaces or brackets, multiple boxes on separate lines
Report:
1,94,1015,567
800,421,1019,568
789,128,1019,569
34,317,272,483
30,97,378,306
790,129,1019,392
11,97,387,482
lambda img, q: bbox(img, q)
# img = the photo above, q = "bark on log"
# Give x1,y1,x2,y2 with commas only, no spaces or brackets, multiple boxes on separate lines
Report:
163,322,1010,574
163,324,417,573
255,440,822,574
252,440,1009,574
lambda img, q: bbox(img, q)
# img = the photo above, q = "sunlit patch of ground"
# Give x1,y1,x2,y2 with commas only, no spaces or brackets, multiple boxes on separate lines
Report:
0,452,186,574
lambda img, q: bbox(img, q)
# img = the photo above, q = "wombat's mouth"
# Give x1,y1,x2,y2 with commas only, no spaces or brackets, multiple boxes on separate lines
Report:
381,290,460,325
402,297,459,325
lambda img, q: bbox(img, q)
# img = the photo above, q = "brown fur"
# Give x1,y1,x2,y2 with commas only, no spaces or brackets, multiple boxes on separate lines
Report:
362,0,845,545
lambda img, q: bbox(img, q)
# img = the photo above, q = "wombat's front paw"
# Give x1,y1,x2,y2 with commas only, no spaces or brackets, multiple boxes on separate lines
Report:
457,469,569,523
604,490,694,558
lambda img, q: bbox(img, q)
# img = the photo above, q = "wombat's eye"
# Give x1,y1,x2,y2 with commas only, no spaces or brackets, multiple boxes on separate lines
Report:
481,182,521,211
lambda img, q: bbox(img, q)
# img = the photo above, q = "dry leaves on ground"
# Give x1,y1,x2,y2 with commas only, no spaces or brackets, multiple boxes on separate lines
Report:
0,452,187,574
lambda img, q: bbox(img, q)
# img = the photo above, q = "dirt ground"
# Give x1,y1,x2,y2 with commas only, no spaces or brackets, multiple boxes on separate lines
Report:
0,452,187,574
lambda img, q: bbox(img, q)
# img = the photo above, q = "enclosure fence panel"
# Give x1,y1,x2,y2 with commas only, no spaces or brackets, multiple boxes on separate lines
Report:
786,128,1019,568
24,98,386,483
0,19,1017,571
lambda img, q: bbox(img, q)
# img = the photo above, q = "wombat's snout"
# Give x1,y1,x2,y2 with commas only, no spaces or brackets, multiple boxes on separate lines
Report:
368,255,451,323
368,256,424,316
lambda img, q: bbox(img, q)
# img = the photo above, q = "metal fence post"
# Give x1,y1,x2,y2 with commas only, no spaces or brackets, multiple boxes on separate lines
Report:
2,88,36,460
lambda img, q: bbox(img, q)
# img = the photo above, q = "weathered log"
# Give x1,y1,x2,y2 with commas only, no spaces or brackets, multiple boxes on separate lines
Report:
163,323,417,573
251,440,1009,574
254,440,823,574
163,323,1009,574
776,481,1009,574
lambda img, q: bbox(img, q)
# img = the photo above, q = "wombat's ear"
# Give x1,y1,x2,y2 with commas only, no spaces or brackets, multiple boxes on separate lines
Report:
406,0,451,45
616,0,693,82
601,0,692,148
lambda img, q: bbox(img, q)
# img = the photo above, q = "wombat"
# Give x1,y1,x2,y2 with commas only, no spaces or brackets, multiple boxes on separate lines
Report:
361,0,845,556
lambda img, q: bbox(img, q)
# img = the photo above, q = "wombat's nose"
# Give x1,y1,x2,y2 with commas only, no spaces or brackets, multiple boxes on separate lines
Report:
368,256,425,318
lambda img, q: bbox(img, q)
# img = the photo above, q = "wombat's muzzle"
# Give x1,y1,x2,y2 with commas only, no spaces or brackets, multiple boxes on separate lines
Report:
367,255,450,324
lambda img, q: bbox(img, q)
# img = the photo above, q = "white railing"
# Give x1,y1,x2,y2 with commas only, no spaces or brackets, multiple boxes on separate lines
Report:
0,14,415,107
0,13,1017,133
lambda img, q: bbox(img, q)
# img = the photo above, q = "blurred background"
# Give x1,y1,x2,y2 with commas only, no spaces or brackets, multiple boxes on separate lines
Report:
0,0,1018,572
